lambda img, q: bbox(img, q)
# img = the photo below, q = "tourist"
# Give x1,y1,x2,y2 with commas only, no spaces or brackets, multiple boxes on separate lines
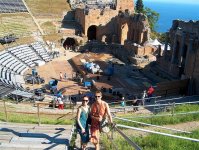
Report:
64,73,67,80
53,96,58,109
90,91,113,150
121,96,126,107
57,97,64,110
142,90,147,105
59,72,63,81
147,86,155,102
132,96,139,112
76,96,90,150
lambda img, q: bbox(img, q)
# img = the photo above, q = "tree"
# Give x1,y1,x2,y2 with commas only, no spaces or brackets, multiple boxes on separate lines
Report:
135,0,160,33
143,7,159,32
136,0,144,13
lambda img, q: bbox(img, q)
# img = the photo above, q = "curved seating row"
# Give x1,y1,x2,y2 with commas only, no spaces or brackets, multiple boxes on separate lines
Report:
0,42,51,91
0,0,27,13
31,42,51,62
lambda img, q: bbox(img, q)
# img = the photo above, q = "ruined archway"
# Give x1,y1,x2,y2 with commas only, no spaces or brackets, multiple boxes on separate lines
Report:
87,25,97,41
63,37,76,49
120,23,128,45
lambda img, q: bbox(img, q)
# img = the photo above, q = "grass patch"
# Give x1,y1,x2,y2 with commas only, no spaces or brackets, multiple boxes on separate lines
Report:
101,134,133,150
101,129,199,150
41,21,56,34
0,112,74,125
69,123,77,149
0,111,6,122
42,33,63,45
175,104,199,112
105,104,199,149
0,22,29,36
133,129,199,150
0,13,38,37
115,113,199,127
114,104,199,127
26,0,71,17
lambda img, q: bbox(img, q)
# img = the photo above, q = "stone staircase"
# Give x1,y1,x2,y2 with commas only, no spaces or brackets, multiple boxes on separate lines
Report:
0,122,73,150
75,133,95,150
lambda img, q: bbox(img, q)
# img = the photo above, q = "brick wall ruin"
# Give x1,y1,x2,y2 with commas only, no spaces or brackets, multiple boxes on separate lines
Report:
74,0,149,44
157,20,199,94
62,0,154,65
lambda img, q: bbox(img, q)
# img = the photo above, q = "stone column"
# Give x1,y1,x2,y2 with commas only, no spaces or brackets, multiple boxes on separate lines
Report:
163,41,168,60
171,36,177,64
139,32,143,44
134,29,137,43
179,33,186,65
184,38,194,76
163,32,169,60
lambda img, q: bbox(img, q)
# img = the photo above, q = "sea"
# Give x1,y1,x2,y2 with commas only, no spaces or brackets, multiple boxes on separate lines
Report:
142,1,199,33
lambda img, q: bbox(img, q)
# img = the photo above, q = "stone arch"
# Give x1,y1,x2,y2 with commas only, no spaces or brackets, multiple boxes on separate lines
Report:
120,23,128,45
87,25,97,41
63,37,76,49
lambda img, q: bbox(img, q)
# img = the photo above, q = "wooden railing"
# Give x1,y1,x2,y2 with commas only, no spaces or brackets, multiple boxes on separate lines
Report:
0,100,76,125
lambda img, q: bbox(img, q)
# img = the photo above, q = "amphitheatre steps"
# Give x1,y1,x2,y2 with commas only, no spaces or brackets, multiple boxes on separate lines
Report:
75,134,95,150
0,122,73,150
0,143,66,150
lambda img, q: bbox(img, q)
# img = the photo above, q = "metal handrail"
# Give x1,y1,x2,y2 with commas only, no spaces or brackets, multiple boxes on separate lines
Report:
116,124,199,142
155,95,199,103
108,96,161,105
124,111,199,119
112,100,199,110
109,95,199,106
114,126,142,150
114,117,191,133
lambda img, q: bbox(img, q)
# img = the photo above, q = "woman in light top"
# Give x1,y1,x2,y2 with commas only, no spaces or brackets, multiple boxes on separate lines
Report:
76,95,90,150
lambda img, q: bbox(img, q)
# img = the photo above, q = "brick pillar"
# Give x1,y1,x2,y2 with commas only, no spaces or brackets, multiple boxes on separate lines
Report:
179,33,186,65
139,32,144,44
171,36,177,64
163,41,168,60
184,38,194,76
163,32,169,60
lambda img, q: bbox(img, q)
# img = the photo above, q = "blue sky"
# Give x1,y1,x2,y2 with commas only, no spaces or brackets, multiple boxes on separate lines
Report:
143,0,199,5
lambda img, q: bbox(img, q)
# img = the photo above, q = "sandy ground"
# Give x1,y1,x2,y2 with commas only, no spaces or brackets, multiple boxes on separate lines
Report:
24,48,89,96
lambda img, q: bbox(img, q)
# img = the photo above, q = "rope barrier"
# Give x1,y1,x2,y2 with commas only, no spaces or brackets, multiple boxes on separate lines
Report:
116,124,199,142
114,117,191,133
